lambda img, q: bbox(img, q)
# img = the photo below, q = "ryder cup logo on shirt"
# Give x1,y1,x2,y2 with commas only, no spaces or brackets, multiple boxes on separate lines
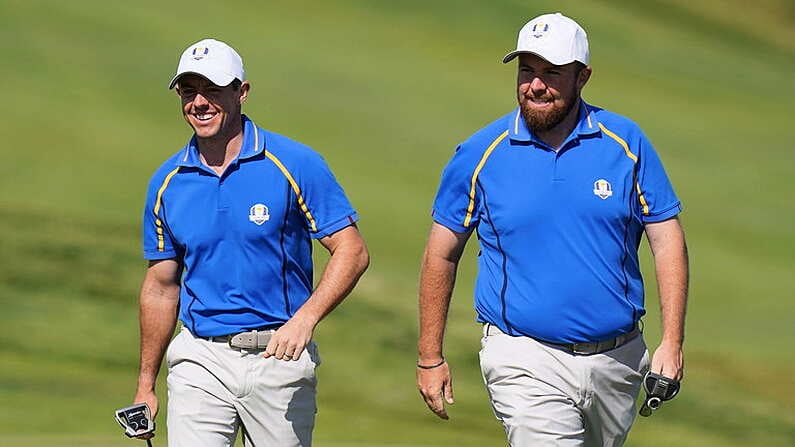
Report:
593,179,613,199
249,203,270,225
191,46,209,60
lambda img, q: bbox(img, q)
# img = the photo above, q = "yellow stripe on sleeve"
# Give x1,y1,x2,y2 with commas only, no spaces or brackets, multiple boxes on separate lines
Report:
636,182,650,215
265,151,318,232
464,130,509,228
599,123,650,215
598,123,637,163
153,167,181,252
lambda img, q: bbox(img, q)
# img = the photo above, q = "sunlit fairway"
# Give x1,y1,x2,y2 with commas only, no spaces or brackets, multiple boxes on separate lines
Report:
0,1,793,446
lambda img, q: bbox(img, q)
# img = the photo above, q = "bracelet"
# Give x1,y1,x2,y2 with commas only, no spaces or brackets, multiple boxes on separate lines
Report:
417,358,446,369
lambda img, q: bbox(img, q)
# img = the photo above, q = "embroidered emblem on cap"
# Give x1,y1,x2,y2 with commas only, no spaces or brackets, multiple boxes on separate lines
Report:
249,203,270,225
191,47,209,60
593,179,613,199
531,23,549,38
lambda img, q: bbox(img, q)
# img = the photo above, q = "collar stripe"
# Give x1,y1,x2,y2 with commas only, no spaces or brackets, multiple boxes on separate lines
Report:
464,130,510,228
252,127,260,154
179,116,261,165
264,151,317,232
513,109,521,135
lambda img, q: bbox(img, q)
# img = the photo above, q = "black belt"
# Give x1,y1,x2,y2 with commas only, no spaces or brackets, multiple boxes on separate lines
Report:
484,323,641,356
547,326,641,355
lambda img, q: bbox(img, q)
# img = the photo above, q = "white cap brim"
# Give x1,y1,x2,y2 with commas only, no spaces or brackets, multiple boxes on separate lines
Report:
168,68,237,89
502,50,576,65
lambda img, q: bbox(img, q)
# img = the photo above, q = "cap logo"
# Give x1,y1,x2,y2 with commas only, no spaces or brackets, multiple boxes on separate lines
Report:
249,203,270,225
191,47,209,60
531,23,549,38
593,179,613,199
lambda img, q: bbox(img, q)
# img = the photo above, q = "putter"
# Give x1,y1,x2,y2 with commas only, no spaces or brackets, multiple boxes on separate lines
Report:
639,371,680,417
115,403,155,446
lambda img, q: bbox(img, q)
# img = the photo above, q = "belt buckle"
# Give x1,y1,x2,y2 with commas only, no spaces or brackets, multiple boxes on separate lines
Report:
249,329,259,349
228,328,279,350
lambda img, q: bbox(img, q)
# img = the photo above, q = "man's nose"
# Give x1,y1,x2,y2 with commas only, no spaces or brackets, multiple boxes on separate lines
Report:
191,91,210,107
529,76,546,94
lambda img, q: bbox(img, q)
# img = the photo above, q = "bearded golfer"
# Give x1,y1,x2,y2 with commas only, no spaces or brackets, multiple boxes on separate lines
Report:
417,12,689,446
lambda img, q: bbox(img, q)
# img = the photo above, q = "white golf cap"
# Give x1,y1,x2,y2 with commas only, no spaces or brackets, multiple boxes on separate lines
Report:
502,13,589,65
168,38,245,89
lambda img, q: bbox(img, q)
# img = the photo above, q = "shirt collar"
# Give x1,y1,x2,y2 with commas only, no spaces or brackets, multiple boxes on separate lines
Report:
177,114,264,167
508,100,601,145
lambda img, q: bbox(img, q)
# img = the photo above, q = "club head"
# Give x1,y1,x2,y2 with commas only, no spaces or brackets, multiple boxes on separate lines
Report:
643,372,680,401
639,372,680,417
114,403,155,438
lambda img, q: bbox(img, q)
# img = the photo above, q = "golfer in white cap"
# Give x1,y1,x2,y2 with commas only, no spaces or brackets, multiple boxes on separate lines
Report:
131,38,369,446
417,12,688,446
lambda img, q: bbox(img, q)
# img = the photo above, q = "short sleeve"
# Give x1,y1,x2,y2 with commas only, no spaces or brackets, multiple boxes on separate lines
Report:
636,135,682,223
296,153,358,239
432,144,482,233
142,171,179,260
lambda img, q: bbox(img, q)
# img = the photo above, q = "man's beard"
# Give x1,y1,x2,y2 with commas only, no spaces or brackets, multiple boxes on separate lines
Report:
520,87,578,133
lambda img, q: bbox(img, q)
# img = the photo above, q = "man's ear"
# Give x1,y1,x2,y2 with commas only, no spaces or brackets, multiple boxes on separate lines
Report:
239,81,251,104
577,66,592,89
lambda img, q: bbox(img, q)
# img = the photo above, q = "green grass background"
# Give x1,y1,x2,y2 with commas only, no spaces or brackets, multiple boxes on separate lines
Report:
1,0,793,445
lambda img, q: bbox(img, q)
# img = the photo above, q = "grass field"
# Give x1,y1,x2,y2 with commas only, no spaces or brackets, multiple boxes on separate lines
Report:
1,0,793,445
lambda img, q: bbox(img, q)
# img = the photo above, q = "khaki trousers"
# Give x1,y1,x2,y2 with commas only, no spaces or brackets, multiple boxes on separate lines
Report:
165,328,320,447
479,324,649,447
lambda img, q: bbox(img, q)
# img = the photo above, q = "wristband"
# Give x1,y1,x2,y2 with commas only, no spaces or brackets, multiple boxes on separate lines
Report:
417,358,446,369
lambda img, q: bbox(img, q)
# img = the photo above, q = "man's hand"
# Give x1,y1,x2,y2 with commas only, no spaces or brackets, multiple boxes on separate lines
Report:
132,390,158,440
263,315,315,361
650,341,684,381
416,224,470,421
645,218,688,383
417,361,454,420
133,259,180,441
264,225,368,362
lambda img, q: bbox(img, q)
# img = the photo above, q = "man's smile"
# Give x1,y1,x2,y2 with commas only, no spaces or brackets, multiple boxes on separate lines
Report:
192,112,218,121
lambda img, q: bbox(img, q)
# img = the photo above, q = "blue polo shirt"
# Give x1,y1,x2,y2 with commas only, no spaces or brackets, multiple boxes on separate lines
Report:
142,115,358,336
432,102,681,344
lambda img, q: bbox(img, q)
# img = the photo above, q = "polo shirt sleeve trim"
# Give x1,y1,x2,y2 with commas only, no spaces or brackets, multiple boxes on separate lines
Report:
312,213,360,239
464,130,510,228
151,167,180,254
432,211,469,234
642,202,682,223
599,123,652,216
264,151,318,232
144,249,179,260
